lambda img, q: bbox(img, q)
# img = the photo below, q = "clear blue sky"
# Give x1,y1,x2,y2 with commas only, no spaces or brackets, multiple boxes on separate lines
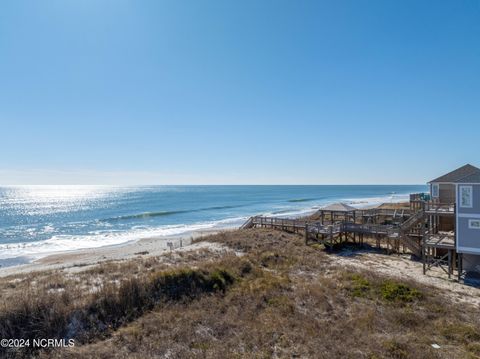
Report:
0,0,479,185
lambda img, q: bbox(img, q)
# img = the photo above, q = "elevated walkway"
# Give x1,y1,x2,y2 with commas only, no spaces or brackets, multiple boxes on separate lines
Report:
241,210,424,257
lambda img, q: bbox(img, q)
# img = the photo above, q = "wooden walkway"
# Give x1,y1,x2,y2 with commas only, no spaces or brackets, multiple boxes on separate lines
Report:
243,216,399,236
241,212,424,257
241,193,466,281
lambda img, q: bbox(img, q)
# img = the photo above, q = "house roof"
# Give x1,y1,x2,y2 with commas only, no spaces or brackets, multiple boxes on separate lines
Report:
429,164,480,184
320,202,357,212
456,172,480,184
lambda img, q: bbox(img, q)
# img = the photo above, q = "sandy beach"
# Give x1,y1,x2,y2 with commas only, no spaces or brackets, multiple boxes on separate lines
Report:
0,228,227,278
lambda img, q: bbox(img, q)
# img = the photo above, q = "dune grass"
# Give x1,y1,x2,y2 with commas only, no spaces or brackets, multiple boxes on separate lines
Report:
0,228,479,358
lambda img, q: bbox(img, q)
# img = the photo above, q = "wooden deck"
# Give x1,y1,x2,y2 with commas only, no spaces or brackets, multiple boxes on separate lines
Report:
244,216,398,236
242,194,464,268
425,202,455,216
356,208,412,219
240,193,465,279
242,212,423,256
425,232,455,249
240,193,475,282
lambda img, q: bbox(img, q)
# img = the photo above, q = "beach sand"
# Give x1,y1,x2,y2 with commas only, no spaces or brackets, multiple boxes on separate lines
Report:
0,228,229,278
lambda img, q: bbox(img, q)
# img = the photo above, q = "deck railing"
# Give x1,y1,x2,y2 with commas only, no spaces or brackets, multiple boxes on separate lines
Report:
424,201,455,214
424,231,455,249
342,222,395,235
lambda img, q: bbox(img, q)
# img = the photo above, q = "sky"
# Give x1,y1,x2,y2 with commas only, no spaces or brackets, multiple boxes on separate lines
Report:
0,0,479,185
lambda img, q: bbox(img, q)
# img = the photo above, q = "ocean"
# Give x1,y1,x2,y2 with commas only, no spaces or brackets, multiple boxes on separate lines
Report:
0,185,427,266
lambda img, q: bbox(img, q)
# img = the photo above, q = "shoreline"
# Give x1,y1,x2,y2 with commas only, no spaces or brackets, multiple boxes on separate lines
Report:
0,193,412,276
0,228,228,278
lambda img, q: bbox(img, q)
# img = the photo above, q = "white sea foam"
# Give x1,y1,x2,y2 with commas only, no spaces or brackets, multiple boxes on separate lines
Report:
341,193,410,208
0,216,248,263
0,191,414,266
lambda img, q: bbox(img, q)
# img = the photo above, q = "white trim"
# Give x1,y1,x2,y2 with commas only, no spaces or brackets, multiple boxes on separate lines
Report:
458,213,480,218
457,245,480,255
459,185,473,208
469,219,480,229
431,183,439,198
456,184,459,252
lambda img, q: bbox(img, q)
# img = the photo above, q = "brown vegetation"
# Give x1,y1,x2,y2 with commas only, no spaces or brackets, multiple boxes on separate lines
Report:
0,228,479,358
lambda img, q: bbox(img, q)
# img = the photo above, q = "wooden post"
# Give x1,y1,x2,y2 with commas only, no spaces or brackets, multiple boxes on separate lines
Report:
305,223,309,245
422,236,426,275
458,253,463,282
448,250,452,279
452,250,457,272
329,226,333,249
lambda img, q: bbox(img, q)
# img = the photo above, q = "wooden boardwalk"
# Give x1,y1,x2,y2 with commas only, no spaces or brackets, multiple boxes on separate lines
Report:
241,211,424,256
241,193,465,281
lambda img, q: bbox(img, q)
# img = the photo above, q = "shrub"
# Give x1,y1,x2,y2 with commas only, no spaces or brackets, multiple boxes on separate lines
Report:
239,260,253,276
349,274,371,297
380,281,422,303
209,269,236,292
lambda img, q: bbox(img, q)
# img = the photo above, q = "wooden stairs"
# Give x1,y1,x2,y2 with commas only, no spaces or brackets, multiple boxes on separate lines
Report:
397,209,425,257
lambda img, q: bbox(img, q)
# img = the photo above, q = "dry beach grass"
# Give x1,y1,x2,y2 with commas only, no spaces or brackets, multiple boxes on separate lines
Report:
0,228,480,358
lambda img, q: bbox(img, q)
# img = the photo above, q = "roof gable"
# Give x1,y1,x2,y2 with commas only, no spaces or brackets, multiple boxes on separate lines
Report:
456,172,480,184
429,164,480,184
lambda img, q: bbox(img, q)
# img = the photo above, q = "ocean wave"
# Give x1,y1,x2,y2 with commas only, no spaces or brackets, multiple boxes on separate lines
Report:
0,188,421,266
342,193,410,208
287,198,316,203
103,210,185,221
101,204,245,222
0,216,247,263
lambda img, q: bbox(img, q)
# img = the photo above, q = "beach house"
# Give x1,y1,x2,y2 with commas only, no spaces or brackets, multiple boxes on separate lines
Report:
427,164,480,276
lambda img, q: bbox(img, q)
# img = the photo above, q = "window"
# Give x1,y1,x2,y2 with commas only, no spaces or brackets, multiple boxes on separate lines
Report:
469,219,480,229
431,183,439,198
460,185,473,208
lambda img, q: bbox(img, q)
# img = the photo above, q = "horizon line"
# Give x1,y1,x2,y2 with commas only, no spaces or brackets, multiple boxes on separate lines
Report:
0,183,427,186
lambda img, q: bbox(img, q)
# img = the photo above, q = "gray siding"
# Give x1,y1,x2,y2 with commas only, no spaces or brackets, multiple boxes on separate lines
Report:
457,217,480,253
457,184,480,214
457,184,480,254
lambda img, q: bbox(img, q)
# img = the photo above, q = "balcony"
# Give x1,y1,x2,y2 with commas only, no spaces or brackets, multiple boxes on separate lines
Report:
424,201,455,216
424,231,455,249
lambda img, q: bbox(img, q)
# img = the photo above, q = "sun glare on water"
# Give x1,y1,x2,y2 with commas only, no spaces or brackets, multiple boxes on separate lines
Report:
1,185,120,216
